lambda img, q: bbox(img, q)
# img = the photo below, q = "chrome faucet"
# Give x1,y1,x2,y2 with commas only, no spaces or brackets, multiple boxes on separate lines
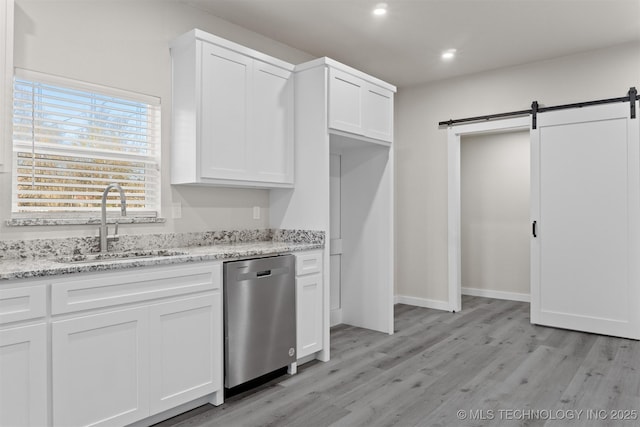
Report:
100,183,127,253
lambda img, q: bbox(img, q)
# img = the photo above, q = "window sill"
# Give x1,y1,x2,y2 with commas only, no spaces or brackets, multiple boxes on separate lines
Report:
6,217,166,227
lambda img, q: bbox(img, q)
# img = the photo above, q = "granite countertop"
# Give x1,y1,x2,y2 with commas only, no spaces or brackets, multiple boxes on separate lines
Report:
0,229,324,282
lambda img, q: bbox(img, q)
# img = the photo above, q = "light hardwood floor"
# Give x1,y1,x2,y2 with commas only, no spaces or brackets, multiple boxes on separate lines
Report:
155,296,640,427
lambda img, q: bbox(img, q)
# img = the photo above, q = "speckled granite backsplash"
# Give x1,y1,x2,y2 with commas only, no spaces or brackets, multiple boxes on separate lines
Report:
0,229,324,261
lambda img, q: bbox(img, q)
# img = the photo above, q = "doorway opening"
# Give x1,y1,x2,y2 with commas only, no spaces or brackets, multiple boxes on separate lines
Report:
447,117,530,312
460,130,530,305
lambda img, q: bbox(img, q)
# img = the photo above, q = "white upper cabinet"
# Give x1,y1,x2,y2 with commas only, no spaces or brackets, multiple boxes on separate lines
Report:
199,43,252,182
251,60,294,183
327,63,395,143
171,29,294,188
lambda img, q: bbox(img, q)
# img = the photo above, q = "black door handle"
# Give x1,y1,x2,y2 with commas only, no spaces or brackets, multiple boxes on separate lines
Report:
532,221,537,238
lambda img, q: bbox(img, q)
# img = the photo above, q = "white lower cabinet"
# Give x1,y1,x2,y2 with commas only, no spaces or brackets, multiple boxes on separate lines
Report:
295,251,324,359
0,283,48,427
296,274,323,358
149,294,222,414
50,262,223,427
0,323,47,427
52,308,150,427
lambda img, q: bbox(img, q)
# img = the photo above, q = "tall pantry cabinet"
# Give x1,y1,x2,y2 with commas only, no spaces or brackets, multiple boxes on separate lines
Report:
271,58,396,360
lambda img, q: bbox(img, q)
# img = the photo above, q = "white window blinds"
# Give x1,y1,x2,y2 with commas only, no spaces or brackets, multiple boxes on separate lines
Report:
12,69,161,215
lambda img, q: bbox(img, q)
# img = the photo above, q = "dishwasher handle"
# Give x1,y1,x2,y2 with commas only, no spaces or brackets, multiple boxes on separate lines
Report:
235,266,290,281
256,269,271,277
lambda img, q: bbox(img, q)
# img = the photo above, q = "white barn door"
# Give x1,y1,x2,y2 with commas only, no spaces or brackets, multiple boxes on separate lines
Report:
531,101,640,339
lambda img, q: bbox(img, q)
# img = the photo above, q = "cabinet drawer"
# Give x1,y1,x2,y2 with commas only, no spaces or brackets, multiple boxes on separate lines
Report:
0,285,47,325
295,252,322,276
52,262,222,315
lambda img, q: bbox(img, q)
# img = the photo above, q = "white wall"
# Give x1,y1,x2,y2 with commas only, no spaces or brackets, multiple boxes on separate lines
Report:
1,0,314,240
395,41,640,303
460,130,530,296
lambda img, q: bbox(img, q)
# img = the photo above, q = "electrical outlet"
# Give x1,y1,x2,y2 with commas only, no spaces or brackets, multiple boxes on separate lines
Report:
253,206,260,220
172,202,182,219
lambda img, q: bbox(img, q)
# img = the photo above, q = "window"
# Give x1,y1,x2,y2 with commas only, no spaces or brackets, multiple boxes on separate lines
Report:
11,69,161,218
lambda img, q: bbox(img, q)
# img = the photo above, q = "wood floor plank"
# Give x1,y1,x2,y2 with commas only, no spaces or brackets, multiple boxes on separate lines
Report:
612,340,640,397
329,370,446,427
496,346,586,411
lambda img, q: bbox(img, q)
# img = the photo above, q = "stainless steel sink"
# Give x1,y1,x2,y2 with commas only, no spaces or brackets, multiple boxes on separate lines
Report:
55,249,188,264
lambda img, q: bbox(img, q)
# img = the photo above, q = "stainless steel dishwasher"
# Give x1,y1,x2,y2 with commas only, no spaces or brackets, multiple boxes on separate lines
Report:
224,254,296,388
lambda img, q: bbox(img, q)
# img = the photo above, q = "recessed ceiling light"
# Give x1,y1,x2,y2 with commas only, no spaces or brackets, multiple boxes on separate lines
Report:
441,48,457,60
373,3,388,16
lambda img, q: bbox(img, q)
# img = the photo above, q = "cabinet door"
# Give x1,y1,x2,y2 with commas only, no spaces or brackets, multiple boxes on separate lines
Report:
296,273,323,358
52,308,149,427
251,60,294,184
0,324,47,427
200,42,252,181
148,293,222,414
362,83,394,142
328,68,364,135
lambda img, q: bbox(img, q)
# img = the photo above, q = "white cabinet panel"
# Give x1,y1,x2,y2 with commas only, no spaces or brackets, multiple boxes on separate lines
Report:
149,293,222,414
52,307,150,427
200,43,251,181
251,60,294,184
329,68,363,135
363,83,394,141
296,274,323,358
0,323,47,427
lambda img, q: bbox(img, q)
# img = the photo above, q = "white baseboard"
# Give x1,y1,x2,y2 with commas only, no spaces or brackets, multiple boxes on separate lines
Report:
394,289,529,312
462,287,530,303
394,295,452,312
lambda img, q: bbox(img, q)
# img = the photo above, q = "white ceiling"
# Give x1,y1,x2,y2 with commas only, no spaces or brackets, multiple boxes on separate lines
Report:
180,0,640,88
